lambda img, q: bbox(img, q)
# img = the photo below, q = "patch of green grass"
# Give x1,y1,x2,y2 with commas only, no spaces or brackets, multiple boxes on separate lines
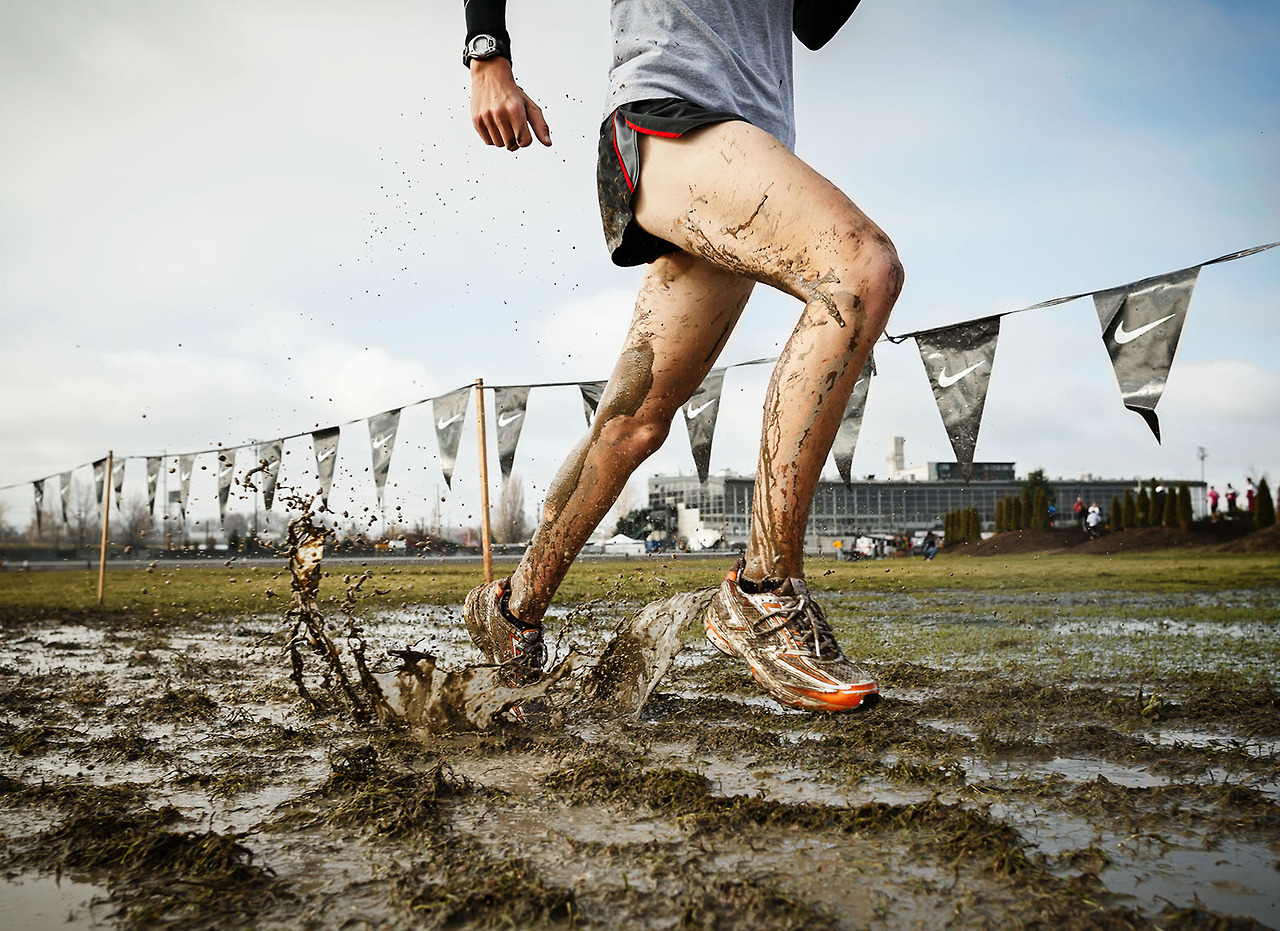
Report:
3,552,1276,624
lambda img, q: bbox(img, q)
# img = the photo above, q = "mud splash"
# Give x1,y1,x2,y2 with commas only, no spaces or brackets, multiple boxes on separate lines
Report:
282,513,710,731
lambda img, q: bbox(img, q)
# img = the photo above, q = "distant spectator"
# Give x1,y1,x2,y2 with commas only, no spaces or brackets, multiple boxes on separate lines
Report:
1085,503,1102,537
1073,496,1084,529
1208,485,1219,520
921,531,938,561
1245,477,1257,513
1225,483,1239,515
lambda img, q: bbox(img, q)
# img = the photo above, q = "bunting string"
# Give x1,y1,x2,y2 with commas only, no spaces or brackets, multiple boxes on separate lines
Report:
3,240,1277,507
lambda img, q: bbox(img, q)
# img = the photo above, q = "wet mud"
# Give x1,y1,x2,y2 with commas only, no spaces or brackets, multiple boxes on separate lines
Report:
1,560,1278,929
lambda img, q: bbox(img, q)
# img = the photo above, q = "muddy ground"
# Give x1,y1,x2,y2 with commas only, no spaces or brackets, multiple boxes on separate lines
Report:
1,560,1278,929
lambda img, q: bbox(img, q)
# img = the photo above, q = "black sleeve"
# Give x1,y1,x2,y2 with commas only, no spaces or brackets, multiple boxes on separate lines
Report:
793,0,861,51
464,0,511,48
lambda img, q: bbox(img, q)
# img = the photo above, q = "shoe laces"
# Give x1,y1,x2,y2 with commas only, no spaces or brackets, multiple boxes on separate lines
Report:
749,586,841,659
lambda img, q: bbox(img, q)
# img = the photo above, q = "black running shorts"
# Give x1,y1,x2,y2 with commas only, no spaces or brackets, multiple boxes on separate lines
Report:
597,98,746,267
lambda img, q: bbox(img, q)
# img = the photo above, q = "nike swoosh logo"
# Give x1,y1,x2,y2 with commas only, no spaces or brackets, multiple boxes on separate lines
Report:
687,399,717,419
497,411,523,427
937,361,984,388
373,434,391,449
317,448,335,462
1113,312,1176,345
436,414,463,430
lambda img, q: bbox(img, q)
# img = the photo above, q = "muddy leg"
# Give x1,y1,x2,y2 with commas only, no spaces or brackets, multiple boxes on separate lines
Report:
506,255,754,624
632,121,904,583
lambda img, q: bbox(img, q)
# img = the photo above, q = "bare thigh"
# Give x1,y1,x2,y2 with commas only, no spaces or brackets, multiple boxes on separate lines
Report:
633,121,899,313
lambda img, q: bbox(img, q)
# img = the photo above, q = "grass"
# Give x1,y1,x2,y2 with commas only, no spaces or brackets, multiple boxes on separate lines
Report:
2,550,1278,620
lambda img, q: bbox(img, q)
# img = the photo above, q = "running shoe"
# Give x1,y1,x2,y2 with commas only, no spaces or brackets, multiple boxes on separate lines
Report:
705,566,879,712
463,578,546,686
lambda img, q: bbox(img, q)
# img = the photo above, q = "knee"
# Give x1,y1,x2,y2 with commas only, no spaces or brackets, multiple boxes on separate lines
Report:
853,233,903,323
595,411,670,463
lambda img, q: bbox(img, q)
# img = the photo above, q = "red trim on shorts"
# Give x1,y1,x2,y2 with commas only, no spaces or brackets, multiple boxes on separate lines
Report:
612,121,635,192
624,117,682,139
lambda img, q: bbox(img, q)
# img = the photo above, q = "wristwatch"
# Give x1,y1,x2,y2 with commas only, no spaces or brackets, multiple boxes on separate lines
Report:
463,33,511,67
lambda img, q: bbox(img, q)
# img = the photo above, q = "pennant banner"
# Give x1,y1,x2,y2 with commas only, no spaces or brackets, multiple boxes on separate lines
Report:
145,457,160,514
494,386,530,481
93,457,107,509
312,428,340,506
368,409,401,511
112,458,126,512
683,368,725,484
33,480,44,534
217,449,236,524
432,387,470,489
1094,266,1199,442
917,315,1001,482
59,471,72,525
257,440,283,511
832,350,877,488
178,455,194,519
579,380,606,426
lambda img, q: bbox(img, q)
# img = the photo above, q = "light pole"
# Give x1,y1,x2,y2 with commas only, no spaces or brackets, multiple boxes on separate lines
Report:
1197,446,1208,517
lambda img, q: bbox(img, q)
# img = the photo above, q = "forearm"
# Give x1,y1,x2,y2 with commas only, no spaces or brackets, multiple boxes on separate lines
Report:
793,0,861,51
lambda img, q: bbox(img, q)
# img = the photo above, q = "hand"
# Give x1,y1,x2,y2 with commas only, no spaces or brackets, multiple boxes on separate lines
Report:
469,57,551,151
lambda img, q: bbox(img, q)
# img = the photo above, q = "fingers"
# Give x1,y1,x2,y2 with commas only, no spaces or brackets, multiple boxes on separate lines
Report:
469,62,550,151
526,98,552,147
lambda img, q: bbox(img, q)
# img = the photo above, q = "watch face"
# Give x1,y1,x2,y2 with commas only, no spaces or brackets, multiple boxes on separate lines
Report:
468,35,498,59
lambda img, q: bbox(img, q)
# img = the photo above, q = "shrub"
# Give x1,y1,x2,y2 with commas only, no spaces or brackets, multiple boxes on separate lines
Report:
1256,478,1276,529
1122,489,1136,529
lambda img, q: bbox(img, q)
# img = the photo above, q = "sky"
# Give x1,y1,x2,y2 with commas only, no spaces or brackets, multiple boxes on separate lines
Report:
1,0,1277,537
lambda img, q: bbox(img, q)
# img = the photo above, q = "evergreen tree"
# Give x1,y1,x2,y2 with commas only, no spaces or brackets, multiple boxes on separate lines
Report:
1020,486,1033,530
1162,485,1178,527
994,499,1005,533
1109,496,1122,530
1032,488,1048,531
1012,496,1023,531
968,507,981,542
1123,489,1136,528
1135,486,1150,527
1176,484,1192,530
1256,478,1276,529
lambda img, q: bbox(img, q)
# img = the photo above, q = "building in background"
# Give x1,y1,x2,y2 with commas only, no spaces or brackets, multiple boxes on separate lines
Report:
647,466,1204,551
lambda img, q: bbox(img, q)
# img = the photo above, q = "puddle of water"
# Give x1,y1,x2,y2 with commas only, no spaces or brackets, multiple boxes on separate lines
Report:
968,756,1168,789
1103,836,1280,928
0,873,108,930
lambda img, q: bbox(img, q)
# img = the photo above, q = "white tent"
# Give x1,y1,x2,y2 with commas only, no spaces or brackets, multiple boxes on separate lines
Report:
601,533,646,556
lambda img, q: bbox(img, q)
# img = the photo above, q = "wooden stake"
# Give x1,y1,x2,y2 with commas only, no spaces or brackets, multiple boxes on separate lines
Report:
97,450,112,605
475,379,494,583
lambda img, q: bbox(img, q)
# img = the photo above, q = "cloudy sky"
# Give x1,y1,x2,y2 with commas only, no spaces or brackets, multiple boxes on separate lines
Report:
1,0,1277,535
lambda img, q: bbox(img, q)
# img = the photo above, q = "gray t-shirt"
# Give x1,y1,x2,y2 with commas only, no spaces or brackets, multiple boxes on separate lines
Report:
607,0,797,150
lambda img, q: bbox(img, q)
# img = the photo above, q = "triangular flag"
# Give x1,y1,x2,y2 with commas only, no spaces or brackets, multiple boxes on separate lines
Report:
146,458,161,514
112,458,126,512
368,409,401,512
432,387,470,489
59,471,72,525
494,386,530,482
93,457,107,509
256,440,283,511
217,449,236,525
683,368,725,484
178,455,194,519
1093,266,1199,442
312,427,340,507
33,480,44,534
832,350,876,488
916,315,1001,482
579,380,607,426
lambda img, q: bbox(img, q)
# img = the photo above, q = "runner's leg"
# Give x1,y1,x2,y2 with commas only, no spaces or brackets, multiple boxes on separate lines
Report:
505,255,754,623
631,120,903,583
